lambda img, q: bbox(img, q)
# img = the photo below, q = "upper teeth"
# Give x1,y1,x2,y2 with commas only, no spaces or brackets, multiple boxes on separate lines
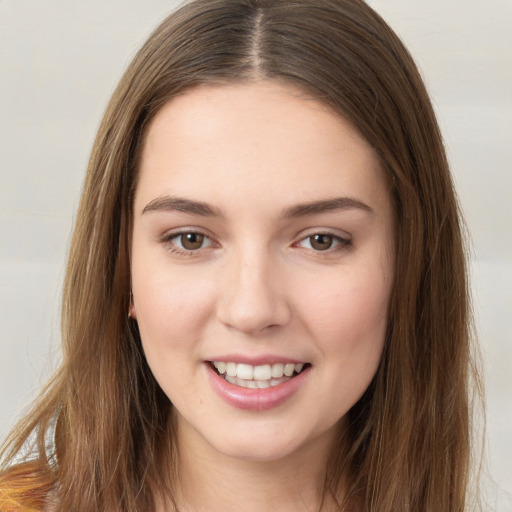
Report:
212,362,304,380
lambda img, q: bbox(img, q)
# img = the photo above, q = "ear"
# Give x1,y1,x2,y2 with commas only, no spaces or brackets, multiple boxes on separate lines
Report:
129,298,137,319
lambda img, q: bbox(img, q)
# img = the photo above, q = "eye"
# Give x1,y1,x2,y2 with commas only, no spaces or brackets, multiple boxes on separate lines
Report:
165,231,214,253
296,233,350,252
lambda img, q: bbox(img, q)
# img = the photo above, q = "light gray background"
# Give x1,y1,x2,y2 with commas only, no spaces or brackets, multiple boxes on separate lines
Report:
1,0,510,509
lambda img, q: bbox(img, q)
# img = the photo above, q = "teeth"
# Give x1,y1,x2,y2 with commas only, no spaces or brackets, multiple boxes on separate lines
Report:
271,363,284,378
226,362,237,377
284,363,295,377
224,375,236,385
223,374,292,388
214,361,226,374
212,361,307,385
253,364,272,380
236,363,254,380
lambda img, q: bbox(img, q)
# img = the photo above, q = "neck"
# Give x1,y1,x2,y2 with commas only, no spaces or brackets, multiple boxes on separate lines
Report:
162,416,345,512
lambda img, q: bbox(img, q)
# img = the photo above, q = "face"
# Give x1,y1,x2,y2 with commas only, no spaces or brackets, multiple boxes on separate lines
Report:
130,81,395,463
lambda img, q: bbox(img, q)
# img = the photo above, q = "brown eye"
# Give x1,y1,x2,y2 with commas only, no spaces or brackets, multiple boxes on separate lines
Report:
309,234,334,251
180,232,206,250
296,232,350,253
164,231,214,255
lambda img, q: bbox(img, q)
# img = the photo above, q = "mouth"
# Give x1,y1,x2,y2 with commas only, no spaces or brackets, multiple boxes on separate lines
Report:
208,361,310,389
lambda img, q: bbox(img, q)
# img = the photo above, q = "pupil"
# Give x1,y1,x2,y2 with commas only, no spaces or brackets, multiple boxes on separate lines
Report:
182,233,204,250
311,234,333,250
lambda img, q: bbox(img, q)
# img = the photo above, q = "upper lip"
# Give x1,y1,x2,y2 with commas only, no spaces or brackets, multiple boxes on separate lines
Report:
206,355,309,366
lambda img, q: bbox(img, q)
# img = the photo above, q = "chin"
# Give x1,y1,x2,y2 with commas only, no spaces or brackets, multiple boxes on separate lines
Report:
213,436,304,463
198,417,339,465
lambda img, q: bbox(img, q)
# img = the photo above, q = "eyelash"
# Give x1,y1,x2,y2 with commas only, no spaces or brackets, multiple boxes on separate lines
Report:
294,232,351,254
160,229,215,257
160,230,352,257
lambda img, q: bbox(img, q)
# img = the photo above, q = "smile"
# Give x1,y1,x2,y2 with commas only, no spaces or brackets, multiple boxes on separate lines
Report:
206,360,311,410
211,361,308,389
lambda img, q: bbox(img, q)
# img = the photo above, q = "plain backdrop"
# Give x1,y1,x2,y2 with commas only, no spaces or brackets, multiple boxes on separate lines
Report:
1,0,511,509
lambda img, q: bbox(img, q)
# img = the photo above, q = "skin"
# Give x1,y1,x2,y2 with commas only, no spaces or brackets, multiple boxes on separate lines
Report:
130,81,395,511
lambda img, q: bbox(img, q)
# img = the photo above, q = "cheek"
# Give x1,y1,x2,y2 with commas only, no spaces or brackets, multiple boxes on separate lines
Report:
132,269,216,403
301,267,392,416
301,263,392,357
131,263,216,354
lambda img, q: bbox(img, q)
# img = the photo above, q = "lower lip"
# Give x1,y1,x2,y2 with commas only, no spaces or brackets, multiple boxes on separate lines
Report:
206,363,310,411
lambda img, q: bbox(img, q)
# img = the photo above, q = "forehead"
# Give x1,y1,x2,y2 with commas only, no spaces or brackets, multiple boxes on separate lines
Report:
135,80,388,216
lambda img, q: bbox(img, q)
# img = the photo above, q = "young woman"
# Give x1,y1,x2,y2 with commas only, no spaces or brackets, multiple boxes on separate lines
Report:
0,1,482,511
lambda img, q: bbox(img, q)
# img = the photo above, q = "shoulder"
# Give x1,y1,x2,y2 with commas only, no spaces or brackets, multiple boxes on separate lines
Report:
0,460,56,512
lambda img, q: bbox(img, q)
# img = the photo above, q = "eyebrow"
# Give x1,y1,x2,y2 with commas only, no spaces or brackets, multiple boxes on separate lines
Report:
142,196,223,216
281,197,374,217
142,195,373,217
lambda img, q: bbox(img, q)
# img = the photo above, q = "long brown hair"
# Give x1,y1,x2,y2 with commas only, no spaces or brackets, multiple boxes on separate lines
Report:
0,1,482,510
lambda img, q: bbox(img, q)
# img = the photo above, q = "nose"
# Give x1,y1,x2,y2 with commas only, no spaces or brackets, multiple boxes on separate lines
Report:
216,247,291,335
